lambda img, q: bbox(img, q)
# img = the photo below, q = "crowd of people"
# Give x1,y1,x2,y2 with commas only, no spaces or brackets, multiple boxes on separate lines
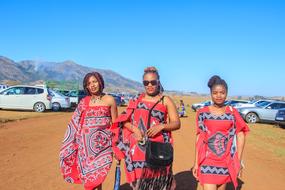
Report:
59,67,249,190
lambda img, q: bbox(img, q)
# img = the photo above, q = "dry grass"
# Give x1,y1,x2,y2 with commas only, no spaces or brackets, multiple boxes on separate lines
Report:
0,110,64,124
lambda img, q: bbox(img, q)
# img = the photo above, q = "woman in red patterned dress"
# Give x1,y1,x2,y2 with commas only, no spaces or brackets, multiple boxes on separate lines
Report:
192,75,249,190
112,67,181,190
60,72,118,190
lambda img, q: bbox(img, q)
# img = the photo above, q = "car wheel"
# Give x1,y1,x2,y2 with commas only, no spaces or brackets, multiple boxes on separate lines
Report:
34,102,46,112
245,112,259,123
52,102,61,112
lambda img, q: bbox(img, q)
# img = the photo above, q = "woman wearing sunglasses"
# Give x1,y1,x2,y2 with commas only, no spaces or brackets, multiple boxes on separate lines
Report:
112,66,181,190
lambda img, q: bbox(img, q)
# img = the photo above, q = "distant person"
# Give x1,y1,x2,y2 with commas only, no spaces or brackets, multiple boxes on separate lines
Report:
178,99,186,117
112,66,181,190
192,75,249,190
59,72,118,190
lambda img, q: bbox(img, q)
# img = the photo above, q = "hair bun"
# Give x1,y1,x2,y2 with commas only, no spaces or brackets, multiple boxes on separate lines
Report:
144,66,158,73
208,75,221,88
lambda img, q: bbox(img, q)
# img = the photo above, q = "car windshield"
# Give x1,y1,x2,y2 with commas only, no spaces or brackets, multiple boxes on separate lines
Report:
256,101,271,107
249,100,258,104
54,91,65,97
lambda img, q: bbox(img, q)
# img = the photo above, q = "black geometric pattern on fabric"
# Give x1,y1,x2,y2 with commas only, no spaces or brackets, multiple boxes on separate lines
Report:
162,132,170,143
201,165,229,175
198,113,207,132
208,132,228,157
137,117,148,152
229,127,237,158
202,112,233,120
137,102,149,110
151,109,165,123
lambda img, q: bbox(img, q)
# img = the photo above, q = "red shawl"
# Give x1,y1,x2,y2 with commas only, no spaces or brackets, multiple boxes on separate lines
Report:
59,96,113,189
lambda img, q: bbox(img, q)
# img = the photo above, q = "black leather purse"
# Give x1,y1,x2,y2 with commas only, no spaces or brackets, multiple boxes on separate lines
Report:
145,96,174,168
146,140,173,168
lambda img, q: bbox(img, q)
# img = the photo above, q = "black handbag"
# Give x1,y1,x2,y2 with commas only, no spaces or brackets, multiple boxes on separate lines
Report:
146,140,173,168
145,96,174,168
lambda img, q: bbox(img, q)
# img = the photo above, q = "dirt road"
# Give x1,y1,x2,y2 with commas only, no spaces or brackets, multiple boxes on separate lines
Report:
1,105,285,190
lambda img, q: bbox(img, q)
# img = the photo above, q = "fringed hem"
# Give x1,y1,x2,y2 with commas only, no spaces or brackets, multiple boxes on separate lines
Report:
136,166,174,190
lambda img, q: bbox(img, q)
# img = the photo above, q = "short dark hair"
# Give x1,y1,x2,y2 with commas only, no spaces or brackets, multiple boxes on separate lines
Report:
208,75,228,92
83,72,105,95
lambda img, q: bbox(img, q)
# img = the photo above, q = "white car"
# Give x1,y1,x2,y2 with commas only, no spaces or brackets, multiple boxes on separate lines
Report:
0,85,52,112
0,84,9,92
48,89,71,111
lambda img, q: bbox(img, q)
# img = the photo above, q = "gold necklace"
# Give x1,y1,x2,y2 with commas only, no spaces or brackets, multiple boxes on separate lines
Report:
91,95,101,104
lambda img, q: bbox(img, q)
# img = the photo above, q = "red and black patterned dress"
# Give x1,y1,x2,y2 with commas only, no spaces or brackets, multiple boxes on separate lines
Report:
112,94,173,190
60,96,113,190
196,106,249,188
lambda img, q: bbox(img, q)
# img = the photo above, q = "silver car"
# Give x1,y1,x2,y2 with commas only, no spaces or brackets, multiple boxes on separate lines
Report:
234,99,274,108
238,101,285,123
48,89,71,111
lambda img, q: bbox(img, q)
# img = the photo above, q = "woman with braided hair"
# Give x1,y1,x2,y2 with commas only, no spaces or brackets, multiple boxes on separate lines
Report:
192,75,249,190
112,66,180,190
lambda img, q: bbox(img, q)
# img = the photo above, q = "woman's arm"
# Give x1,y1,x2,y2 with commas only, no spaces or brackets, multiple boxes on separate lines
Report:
147,96,181,137
163,96,181,131
237,131,246,161
192,134,200,179
105,95,118,123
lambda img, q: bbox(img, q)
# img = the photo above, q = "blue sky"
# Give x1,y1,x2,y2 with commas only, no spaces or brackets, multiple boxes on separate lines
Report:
1,0,284,96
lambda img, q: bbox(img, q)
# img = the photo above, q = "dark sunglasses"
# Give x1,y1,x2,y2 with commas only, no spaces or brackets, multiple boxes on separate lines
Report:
143,80,158,86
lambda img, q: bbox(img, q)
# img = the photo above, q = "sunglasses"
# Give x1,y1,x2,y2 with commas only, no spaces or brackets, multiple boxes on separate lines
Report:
143,80,158,86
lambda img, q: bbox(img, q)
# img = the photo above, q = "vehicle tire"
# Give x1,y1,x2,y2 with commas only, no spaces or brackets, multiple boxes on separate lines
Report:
245,112,259,123
34,102,46,112
52,102,61,112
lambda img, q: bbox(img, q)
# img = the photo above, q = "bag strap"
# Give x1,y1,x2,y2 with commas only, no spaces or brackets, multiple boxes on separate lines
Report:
147,96,165,129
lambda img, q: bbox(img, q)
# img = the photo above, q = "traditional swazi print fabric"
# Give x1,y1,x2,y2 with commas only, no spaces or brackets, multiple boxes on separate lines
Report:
196,106,249,189
59,96,113,190
111,94,174,190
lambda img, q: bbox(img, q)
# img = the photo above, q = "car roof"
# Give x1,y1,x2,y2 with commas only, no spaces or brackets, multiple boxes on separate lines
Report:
7,85,46,89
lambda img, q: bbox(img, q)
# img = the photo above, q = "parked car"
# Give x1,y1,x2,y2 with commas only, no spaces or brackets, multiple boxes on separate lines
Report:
234,99,274,108
78,90,87,103
48,89,71,111
238,101,285,123
0,84,9,92
191,100,212,111
0,85,52,112
108,93,124,106
65,90,79,107
275,108,285,127
225,99,250,107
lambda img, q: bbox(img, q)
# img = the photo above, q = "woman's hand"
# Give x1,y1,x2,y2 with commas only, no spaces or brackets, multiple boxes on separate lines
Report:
192,163,198,179
132,127,143,142
147,124,164,137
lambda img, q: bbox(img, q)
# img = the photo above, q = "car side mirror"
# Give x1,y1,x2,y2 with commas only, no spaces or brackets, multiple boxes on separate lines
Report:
266,106,272,109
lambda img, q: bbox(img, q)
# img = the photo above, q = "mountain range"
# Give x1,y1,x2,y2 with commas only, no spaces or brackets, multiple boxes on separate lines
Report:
0,56,143,93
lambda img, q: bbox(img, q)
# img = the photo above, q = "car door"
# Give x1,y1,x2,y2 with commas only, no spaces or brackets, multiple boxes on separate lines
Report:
0,87,25,109
263,103,285,121
20,87,38,109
